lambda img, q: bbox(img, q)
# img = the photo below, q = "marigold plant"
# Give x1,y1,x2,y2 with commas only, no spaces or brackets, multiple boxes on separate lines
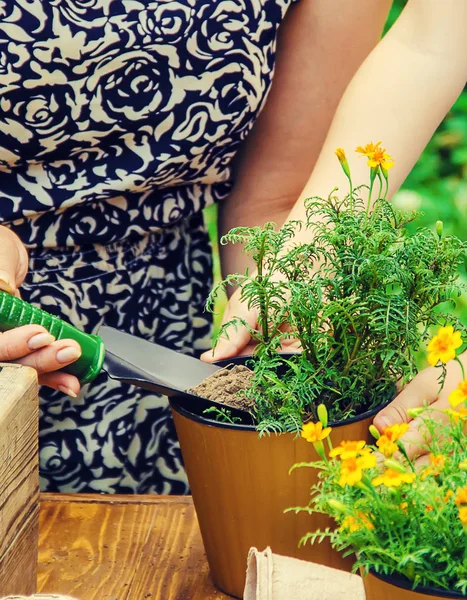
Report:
207,144,467,433
290,330,467,594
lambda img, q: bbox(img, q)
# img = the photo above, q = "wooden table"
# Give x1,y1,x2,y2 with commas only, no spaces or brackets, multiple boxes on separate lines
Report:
38,494,233,600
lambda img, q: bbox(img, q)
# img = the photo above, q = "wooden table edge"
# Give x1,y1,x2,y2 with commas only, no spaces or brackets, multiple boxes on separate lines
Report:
40,493,194,506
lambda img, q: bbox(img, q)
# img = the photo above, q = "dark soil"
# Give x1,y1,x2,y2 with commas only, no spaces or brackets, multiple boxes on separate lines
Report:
189,365,255,411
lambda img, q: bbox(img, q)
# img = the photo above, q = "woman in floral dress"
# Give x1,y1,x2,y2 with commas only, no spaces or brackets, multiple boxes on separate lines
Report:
0,0,465,490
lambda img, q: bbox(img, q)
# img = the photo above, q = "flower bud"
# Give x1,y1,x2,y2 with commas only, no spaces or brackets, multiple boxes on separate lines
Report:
436,220,443,238
369,425,380,440
459,461,467,472
384,459,406,473
313,440,326,461
407,407,426,419
334,148,351,179
318,404,328,428
327,499,347,513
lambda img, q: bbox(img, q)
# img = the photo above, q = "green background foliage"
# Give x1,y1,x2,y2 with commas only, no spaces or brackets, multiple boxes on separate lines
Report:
205,0,467,337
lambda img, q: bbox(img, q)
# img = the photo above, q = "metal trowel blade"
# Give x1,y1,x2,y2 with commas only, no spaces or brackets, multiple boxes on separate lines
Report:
98,326,254,424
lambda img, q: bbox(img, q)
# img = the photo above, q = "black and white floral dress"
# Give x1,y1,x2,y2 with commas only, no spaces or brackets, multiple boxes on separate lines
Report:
0,0,299,494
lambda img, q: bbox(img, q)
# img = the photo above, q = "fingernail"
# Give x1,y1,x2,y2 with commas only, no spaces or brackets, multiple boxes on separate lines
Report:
0,277,15,294
56,347,82,364
28,333,55,351
58,385,78,398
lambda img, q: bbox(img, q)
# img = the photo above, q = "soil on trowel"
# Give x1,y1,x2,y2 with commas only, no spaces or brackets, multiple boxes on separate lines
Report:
189,365,255,411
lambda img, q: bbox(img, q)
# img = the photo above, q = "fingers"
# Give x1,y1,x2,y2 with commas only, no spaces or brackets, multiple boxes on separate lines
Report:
0,326,82,395
373,368,438,432
201,296,258,362
16,338,82,374
0,227,29,293
39,372,80,397
398,395,450,461
0,325,55,361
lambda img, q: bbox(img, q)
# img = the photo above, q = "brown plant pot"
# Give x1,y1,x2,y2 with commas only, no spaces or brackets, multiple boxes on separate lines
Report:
170,357,385,598
364,571,467,600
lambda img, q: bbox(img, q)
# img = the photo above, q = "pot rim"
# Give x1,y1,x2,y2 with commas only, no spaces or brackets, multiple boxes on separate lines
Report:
367,569,467,598
170,395,388,431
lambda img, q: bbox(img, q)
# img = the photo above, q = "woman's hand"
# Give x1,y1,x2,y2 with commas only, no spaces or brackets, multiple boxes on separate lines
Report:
0,226,29,295
373,355,467,461
0,226,81,396
0,325,82,396
200,287,301,362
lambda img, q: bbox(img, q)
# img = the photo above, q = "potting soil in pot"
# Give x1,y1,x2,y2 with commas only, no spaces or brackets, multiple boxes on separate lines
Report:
189,365,255,411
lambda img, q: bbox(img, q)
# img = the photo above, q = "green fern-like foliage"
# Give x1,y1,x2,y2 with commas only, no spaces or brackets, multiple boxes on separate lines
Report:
207,187,466,433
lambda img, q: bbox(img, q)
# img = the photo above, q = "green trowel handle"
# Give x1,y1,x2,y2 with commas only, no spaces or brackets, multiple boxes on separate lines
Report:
0,291,105,384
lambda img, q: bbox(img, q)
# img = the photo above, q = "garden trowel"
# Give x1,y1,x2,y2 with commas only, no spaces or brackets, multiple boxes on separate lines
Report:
0,291,254,425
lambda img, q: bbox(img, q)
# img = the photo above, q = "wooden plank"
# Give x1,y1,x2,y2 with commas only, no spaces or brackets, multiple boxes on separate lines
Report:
38,496,231,600
0,364,39,596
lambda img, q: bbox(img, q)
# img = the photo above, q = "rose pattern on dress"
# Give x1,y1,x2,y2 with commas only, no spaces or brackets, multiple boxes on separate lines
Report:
0,0,299,494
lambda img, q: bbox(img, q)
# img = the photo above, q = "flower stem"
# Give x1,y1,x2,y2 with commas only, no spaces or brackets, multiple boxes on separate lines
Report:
456,356,466,381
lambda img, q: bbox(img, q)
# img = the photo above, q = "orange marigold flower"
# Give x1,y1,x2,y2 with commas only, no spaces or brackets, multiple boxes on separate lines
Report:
459,507,467,526
372,468,415,488
367,147,395,171
400,502,409,512
356,141,382,157
445,406,467,422
421,454,445,481
445,490,454,502
376,435,398,457
427,326,462,367
329,440,370,460
455,487,467,507
383,423,410,442
376,424,408,457
339,453,377,487
301,421,332,443
335,148,346,162
341,512,374,533
449,380,467,408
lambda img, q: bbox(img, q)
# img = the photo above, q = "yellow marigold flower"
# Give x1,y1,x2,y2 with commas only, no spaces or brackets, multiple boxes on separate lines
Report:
421,454,445,481
356,141,382,157
449,380,467,408
367,147,394,171
400,502,409,511
445,406,467,422
427,326,463,367
459,507,467,526
339,453,376,487
301,421,332,443
329,440,370,460
455,487,467,507
372,468,415,488
382,423,410,442
376,435,398,457
341,512,374,533
376,424,408,457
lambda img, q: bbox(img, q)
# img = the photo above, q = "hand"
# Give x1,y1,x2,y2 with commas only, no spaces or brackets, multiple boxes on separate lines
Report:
0,325,82,396
0,226,81,396
373,356,466,461
200,286,301,362
0,226,29,295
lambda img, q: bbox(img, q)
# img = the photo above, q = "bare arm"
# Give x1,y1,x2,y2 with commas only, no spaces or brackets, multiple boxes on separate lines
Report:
219,0,392,277
287,0,467,227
